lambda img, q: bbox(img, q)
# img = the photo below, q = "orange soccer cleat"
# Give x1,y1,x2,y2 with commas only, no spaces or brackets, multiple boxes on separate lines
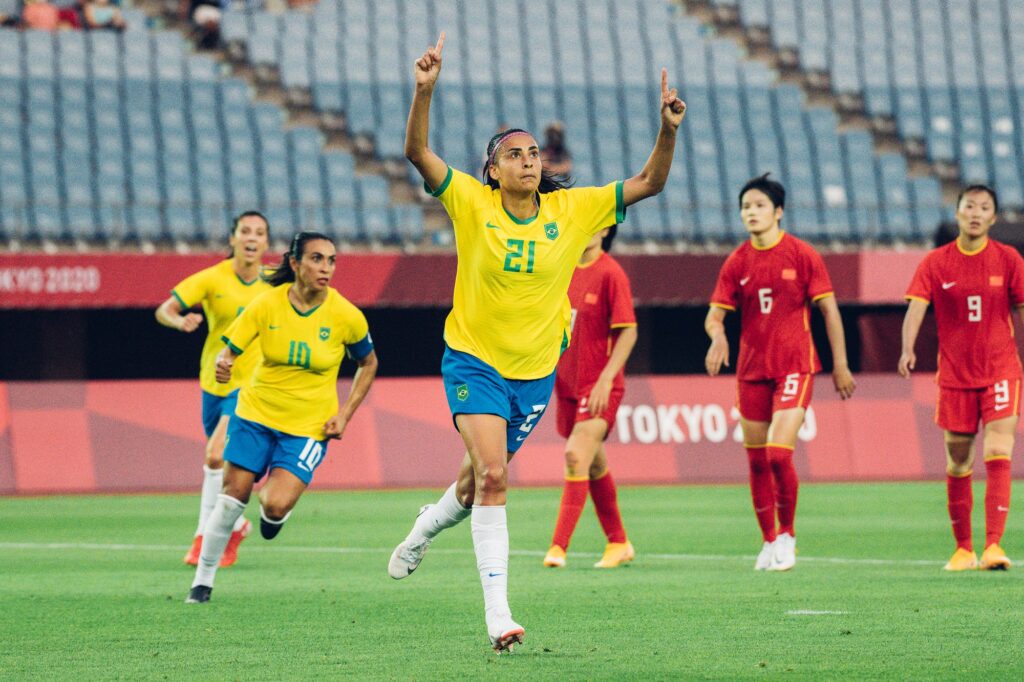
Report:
943,547,979,571
543,545,567,568
220,519,252,568
183,535,203,566
979,544,1012,570
594,541,635,568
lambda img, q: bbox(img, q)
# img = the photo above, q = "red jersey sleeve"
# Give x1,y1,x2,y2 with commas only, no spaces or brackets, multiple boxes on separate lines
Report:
804,246,834,301
607,263,636,328
905,255,933,303
710,253,739,310
1008,249,1024,307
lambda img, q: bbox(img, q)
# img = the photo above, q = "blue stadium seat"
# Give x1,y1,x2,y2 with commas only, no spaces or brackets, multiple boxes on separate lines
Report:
877,153,915,240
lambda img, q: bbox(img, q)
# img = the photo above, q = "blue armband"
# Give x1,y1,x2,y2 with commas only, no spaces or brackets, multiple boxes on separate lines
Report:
346,333,374,362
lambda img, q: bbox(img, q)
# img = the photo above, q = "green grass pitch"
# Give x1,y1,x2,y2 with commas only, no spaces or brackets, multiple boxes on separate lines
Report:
2,482,1022,680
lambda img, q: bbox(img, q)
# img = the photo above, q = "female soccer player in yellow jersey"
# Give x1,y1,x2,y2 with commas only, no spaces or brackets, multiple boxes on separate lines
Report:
387,32,685,652
156,211,271,568
186,232,378,603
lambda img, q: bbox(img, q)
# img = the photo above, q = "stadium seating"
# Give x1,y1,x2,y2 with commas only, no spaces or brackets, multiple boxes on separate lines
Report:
215,0,938,243
0,27,422,244
728,0,1023,215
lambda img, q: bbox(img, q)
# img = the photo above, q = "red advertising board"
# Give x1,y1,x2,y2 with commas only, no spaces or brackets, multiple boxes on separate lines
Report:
0,374,1017,495
0,250,927,308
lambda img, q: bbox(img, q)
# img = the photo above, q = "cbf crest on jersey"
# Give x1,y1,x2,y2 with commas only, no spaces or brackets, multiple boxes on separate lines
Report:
319,327,331,341
544,222,559,240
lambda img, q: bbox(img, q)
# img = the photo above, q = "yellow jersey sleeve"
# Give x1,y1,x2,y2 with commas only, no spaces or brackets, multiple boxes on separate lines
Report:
221,290,265,355
428,167,488,223
565,181,625,236
171,268,212,311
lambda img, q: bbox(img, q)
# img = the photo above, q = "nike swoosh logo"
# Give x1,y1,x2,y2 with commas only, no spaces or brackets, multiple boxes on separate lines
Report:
740,277,751,285
998,506,1010,512
780,396,795,402
994,403,1009,410
942,282,956,289
269,325,280,330
486,222,500,229
516,435,526,441
487,572,504,578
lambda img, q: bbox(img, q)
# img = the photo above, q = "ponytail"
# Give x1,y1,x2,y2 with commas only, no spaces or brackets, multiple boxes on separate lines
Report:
265,231,333,287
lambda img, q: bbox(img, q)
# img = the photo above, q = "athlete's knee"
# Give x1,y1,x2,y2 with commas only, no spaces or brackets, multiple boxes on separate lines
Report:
947,458,973,477
563,447,591,477
984,432,1014,461
475,463,507,495
455,473,475,507
588,461,607,479
204,448,224,470
260,496,295,521
745,444,770,472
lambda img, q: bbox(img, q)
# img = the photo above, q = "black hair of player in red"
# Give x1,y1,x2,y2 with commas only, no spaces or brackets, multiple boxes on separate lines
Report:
265,231,334,287
738,172,786,210
600,224,618,253
227,210,271,258
482,128,574,193
956,184,999,213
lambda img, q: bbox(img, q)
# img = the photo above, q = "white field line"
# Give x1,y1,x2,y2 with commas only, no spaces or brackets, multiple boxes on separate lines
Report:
0,542,947,566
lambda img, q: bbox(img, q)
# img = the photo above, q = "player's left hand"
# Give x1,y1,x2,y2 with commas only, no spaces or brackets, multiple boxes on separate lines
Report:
659,68,686,130
324,413,349,439
214,349,234,383
833,366,856,400
587,377,613,417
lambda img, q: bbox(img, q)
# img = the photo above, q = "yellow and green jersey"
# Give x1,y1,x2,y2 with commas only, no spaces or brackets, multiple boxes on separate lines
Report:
171,259,271,396
430,167,624,379
222,284,372,440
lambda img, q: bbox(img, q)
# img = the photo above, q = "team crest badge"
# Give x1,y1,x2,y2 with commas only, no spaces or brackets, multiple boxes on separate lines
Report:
319,327,331,340
456,384,470,401
544,222,559,240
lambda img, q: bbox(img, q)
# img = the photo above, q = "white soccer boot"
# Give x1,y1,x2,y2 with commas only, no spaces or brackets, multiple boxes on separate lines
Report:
487,612,525,654
387,505,433,579
755,540,775,570
768,532,796,571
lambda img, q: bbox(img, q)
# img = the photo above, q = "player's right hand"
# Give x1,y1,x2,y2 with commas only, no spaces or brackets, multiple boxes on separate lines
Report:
179,312,203,333
215,349,234,383
414,32,444,87
897,351,916,378
705,336,729,376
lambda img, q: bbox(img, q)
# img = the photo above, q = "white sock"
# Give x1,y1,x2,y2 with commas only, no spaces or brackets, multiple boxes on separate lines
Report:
195,465,223,536
192,494,245,588
471,505,510,620
410,482,472,541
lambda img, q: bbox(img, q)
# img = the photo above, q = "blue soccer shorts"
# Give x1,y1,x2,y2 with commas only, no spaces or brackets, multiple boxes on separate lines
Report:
223,415,328,485
441,345,556,454
201,389,240,438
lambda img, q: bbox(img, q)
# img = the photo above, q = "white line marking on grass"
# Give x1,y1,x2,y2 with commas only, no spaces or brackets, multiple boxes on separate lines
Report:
786,610,850,616
0,542,946,566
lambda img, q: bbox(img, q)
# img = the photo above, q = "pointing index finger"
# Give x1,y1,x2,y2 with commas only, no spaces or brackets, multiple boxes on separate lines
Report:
436,31,445,55
661,67,668,96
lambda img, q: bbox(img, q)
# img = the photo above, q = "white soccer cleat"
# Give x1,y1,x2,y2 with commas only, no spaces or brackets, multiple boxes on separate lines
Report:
387,505,433,580
755,540,775,570
768,532,796,571
487,613,525,654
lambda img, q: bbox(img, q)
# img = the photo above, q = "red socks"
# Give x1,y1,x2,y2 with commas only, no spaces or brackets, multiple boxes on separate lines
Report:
767,445,799,537
550,478,588,550
985,458,1011,548
746,446,777,542
946,473,974,551
590,470,627,544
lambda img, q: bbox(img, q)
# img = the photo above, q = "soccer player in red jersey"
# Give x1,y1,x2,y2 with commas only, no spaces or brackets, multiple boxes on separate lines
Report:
899,185,1021,571
543,224,638,569
705,174,856,571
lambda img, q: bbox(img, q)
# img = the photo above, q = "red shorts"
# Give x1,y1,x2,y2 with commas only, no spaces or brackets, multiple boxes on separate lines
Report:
556,387,625,439
936,378,1021,433
737,373,814,422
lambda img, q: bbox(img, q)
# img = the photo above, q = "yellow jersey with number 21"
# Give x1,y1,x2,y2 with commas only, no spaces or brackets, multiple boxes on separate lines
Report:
222,284,371,440
430,167,624,380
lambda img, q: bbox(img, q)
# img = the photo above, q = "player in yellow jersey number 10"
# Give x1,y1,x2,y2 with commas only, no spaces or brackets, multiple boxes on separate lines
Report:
388,31,685,653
